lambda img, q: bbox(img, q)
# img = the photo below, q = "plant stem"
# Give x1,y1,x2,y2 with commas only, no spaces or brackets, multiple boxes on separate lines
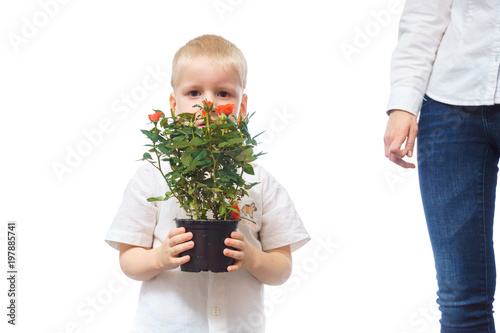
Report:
150,122,187,212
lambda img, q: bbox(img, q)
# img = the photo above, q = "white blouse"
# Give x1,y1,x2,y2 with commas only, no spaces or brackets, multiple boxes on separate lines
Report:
387,0,500,116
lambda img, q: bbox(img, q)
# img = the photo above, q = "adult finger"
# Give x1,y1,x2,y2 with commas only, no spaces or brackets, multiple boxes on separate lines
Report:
405,123,419,157
389,153,416,169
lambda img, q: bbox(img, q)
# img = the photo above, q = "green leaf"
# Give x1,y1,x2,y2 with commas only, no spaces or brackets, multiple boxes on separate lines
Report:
186,159,198,171
147,196,165,202
196,150,207,161
190,137,203,146
141,130,159,142
227,137,246,145
242,147,253,158
169,141,190,148
157,145,170,155
243,164,255,175
218,123,233,129
172,135,187,143
181,152,192,167
218,142,229,148
253,130,266,139
142,152,152,160
244,182,259,189
219,205,226,216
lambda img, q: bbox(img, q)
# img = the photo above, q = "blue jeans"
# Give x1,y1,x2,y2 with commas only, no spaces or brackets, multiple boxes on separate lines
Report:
417,96,498,332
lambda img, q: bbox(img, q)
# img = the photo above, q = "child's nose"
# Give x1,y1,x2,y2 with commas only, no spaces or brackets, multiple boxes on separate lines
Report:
203,93,216,102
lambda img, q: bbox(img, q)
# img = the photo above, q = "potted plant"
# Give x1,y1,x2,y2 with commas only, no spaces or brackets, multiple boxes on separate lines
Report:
140,100,263,272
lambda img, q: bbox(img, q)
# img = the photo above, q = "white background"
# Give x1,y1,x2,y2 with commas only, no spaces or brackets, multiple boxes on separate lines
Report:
0,0,475,332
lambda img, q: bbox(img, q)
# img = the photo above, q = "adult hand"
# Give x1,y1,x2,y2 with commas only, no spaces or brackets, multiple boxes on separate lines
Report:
384,110,418,168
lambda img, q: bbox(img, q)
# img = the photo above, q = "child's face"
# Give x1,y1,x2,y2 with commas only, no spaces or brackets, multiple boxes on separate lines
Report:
170,57,247,127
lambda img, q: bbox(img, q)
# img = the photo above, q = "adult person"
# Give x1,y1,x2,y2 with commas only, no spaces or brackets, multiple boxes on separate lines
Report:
384,1,500,332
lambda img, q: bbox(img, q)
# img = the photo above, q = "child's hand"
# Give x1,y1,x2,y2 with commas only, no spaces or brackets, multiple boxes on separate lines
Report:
223,231,256,272
156,227,194,270
223,232,292,285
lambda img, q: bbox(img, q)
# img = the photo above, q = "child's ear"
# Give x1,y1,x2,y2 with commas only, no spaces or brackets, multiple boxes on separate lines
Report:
239,94,248,117
169,93,176,112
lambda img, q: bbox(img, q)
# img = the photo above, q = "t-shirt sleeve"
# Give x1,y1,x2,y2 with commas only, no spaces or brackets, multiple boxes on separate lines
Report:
105,163,161,251
258,171,310,252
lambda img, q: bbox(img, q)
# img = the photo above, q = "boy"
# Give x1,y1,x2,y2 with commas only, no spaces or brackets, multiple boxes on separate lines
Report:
105,34,310,332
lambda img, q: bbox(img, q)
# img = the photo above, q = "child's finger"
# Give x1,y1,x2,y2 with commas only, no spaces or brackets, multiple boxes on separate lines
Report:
170,232,193,247
172,255,191,266
171,240,195,256
226,263,241,273
167,227,186,238
223,248,244,261
230,231,244,240
225,237,244,250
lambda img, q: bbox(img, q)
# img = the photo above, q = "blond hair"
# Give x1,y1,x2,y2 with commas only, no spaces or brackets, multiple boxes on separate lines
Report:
171,34,247,90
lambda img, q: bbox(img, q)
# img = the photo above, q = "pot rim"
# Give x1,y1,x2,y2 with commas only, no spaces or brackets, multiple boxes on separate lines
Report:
174,218,240,224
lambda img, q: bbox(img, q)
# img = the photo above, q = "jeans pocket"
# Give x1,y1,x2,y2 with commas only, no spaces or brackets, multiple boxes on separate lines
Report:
421,94,434,109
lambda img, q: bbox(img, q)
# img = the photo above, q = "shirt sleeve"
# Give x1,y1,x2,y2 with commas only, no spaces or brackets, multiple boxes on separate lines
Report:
386,0,453,117
105,163,162,251
258,169,310,252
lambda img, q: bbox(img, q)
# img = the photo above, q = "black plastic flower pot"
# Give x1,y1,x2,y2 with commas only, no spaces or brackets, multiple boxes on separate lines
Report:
175,219,239,273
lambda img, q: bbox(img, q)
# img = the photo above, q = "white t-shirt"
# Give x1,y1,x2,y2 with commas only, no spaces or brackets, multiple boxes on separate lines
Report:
105,162,310,333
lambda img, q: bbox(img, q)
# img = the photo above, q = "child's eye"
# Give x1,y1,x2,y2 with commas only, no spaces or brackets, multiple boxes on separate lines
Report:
188,91,200,97
218,91,229,98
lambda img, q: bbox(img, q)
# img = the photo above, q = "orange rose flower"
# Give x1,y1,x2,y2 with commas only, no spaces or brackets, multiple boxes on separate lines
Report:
216,104,235,116
148,111,162,122
203,100,212,109
230,203,240,220
202,110,207,118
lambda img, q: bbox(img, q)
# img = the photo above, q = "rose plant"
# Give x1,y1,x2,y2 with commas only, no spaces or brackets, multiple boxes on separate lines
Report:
140,100,263,221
